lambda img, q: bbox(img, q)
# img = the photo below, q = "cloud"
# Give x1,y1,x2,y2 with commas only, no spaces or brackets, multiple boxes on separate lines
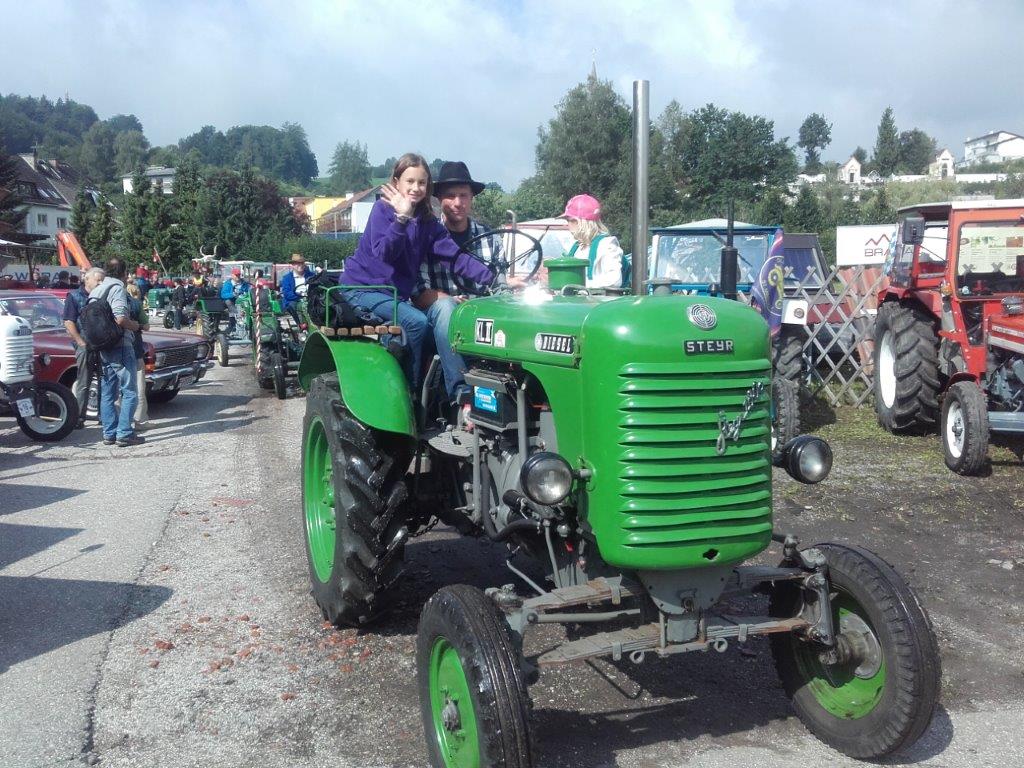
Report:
5,0,1021,189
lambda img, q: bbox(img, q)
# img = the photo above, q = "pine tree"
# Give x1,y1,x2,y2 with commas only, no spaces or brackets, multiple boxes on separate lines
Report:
119,167,153,259
70,189,94,240
83,197,114,257
872,108,900,176
0,154,29,238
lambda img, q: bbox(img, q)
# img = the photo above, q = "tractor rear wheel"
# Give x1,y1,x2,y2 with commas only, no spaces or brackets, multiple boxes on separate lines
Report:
873,303,940,434
302,373,412,626
771,377,800,464
417,585,533,768
941,381,989,475
769,544,940,760
772,327,805,390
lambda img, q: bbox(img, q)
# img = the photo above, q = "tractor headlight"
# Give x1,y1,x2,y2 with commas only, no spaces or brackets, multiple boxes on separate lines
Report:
39,353,51,367
782,435,833,484
520,452,574,506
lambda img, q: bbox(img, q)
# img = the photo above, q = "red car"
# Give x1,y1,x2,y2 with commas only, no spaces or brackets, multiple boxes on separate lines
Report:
0,290,213,404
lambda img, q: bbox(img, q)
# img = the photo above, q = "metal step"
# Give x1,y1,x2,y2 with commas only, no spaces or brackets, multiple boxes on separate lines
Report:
426,428,474,459
988,411,1024,434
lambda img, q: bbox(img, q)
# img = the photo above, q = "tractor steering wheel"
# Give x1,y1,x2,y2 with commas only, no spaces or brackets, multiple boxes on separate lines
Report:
451,227,544,296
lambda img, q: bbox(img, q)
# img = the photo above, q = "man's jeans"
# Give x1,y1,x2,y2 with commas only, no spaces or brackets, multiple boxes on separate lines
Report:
425,297,468,400
72,344,95,424
172,306,183,330
99,343,138,440
344,290,428,390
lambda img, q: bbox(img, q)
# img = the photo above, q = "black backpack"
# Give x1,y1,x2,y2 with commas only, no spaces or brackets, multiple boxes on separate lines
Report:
305,271,375,329
80,283,125,351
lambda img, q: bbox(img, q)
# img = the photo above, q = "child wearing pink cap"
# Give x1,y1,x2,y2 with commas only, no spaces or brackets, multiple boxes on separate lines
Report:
561,194,625,289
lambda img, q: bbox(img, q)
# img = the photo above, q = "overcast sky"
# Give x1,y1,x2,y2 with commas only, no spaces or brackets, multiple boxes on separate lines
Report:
7,0,1022,189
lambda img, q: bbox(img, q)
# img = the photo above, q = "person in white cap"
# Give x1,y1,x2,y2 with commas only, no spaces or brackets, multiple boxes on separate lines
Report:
561,193,625,290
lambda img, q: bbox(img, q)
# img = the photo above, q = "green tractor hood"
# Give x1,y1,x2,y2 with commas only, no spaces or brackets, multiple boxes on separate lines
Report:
453,293,774,570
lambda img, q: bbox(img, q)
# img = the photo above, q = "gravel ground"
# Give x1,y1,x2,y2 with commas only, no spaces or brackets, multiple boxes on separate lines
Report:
2,358,1022,767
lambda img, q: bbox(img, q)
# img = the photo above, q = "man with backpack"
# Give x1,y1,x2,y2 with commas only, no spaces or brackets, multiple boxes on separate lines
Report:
83,258,144,447
62,267,105,429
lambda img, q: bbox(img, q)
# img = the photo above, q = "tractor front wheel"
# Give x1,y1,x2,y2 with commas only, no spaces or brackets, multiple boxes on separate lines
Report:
302,373,411,626
873,303,941,434
216,332,230,367
941,381,989,475
417,585,533,768
772,327,805,390
272,351,288,400
254,335,275,389
769,544,940,760
771,377,800,464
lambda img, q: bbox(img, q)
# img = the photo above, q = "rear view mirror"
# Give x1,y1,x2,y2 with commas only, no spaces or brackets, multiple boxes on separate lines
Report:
900,215,925,246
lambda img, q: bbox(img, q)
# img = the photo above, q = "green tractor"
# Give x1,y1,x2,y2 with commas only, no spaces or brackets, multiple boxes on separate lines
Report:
246,283,305,399
297,84,939,766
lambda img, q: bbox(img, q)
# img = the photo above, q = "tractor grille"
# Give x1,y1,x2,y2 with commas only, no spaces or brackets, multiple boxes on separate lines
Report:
160,346,199,368
616,359,772,550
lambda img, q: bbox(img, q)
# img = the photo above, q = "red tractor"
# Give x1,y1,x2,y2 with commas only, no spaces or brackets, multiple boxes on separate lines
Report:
873,199,1024,474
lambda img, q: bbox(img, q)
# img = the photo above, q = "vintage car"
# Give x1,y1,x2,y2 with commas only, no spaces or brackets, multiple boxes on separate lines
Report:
0,290,214,404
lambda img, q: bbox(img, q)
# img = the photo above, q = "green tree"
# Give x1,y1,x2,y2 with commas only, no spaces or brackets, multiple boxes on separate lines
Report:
852,146,868,165
0,154,30,238
83,198,115,257
472,188,513,228
872,107,900,176
119,167,153,258
328,140,370,193
171,152,204,260
78,121,117,183
509,176,563,222
996,173,1024,199
797,113,832,173
897,129,938,174
113,130,150,175
535,75,631,214
783,186,825,234
663,103,797,213
70,189,94,241
862,186,896,224
755,189,788,226
105,114,144,135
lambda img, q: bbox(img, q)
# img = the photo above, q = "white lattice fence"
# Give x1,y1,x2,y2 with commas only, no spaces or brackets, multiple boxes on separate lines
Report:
786,265,888,407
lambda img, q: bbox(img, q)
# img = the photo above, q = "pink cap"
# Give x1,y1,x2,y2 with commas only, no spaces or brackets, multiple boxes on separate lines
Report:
561,194,602,222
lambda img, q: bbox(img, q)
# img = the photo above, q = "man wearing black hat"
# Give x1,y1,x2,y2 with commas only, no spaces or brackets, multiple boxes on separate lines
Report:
415,161,518,401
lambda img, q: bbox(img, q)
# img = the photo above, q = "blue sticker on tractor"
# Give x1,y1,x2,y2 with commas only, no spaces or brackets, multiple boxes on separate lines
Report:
474,386,498,413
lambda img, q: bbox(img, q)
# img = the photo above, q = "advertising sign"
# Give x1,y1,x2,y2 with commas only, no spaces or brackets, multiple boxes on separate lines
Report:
836,225,896,266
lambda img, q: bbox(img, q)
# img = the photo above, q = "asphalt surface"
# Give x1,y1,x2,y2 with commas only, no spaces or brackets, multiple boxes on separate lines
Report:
1,356,1022,768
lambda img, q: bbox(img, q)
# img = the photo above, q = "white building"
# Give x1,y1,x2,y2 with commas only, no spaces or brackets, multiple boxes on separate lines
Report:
929,149,956,178
963,131,1024,167
122,166,176,195
838,156,862,185
12,153,82,245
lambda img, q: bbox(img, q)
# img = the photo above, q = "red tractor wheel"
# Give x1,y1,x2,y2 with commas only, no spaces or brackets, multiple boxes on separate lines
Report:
941,381,989,475
873,303,941,434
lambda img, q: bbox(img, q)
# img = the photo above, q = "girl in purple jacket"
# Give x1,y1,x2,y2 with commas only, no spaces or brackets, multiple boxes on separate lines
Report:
339,153,495,390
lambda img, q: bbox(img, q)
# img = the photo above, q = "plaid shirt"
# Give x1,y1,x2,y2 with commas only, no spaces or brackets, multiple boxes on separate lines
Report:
420,218,502,295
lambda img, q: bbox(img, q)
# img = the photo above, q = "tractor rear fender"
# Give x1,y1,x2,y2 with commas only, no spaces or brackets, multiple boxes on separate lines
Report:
298,332,415,438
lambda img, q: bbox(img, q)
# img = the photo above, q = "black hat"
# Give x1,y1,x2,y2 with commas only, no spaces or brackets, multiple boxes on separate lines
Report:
433,161,485,196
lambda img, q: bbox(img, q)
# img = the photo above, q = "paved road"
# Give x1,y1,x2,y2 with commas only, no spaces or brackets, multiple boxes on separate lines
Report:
1,359,1022,767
